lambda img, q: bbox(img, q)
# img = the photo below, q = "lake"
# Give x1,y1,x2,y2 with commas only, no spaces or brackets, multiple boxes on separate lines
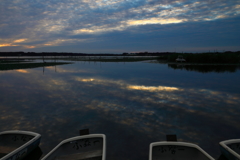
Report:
0,60,240,160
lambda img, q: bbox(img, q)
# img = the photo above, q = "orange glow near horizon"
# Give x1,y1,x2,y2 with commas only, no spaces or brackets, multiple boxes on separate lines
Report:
24,45,36,48
15,69,29,73
0,43,18,47
13,39,27,43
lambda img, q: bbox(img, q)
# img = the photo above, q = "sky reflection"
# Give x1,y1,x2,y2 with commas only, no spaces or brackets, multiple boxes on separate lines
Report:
0,62,240,159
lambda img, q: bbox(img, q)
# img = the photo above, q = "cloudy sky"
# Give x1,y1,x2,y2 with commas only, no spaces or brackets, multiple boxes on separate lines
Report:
0,0,240,53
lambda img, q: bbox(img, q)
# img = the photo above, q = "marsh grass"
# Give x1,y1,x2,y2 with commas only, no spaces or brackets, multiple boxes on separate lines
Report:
79,57,158,62
166,53,240,63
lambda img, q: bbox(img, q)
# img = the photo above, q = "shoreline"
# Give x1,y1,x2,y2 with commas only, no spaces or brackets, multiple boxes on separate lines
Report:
1,57,240,65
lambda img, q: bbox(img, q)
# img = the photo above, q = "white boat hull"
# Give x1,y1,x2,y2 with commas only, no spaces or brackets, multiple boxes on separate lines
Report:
149,141,214,160
0,130,41,160
41,134,106,160
219,139,240,160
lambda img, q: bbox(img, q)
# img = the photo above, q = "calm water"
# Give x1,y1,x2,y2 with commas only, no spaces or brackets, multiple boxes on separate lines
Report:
0,61,240,160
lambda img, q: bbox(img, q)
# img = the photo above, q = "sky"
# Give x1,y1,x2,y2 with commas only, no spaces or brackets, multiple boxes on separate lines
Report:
0,0,240,53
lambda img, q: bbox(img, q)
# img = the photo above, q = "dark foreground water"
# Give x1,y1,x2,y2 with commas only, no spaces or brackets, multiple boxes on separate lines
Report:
0,61,240,160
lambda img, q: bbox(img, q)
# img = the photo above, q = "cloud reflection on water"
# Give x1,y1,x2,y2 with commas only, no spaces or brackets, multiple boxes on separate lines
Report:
15,69,29,73
70,76,240,149
0,65,240,159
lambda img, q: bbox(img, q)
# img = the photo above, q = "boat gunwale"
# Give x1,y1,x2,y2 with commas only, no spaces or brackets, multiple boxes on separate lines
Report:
219,139,240,159
41,134,106,160
0,130,41,160
149,141,215,160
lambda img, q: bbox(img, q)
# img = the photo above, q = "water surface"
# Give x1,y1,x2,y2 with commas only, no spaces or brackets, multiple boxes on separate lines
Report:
0,61,240,159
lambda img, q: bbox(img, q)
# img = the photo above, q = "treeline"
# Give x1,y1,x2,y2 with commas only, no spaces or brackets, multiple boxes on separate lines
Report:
0,51,173,56
122,52,174,56
165,51,240,63
0,52,126,56
1,51,240,63
0,52,88,56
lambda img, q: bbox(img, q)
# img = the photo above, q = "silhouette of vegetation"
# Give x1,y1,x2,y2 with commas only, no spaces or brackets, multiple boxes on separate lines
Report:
1,51,240,63
166,52,240,63
0,51,169,57
80,57,158,62
168,64,240,73
0,62,71,71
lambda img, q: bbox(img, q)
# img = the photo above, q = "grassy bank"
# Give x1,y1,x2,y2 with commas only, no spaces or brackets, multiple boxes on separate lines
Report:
0,60,31,63
0,62,71,71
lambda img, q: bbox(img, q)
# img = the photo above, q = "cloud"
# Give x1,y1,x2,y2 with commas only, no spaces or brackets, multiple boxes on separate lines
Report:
127,85,181,91
0,43,18,47
126,17,187,25
14,39,28,43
